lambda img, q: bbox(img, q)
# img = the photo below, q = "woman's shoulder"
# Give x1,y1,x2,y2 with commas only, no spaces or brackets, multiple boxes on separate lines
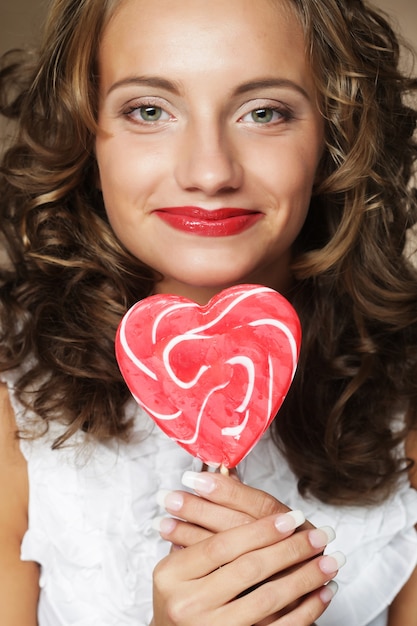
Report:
0,382,40,624
0,381,29,537
0,366,61,458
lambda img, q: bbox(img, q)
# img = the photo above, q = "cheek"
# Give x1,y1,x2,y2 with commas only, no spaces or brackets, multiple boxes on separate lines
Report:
96,146,140,209
251,135,321,190
286,143,323,207
262,164,316,216
98,139,169,203
96,141,119,195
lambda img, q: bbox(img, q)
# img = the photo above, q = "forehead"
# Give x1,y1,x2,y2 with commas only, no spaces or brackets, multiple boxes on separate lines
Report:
98,0,310,91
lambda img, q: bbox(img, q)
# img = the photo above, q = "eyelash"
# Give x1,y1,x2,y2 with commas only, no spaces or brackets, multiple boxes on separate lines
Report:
121,100,294,126
239,105,293,125
122,100,172,124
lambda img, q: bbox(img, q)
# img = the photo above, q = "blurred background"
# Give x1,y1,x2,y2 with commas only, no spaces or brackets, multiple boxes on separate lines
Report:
0,0,416,57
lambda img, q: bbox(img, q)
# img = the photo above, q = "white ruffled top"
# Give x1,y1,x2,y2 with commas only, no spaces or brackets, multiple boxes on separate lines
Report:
2,368,417,626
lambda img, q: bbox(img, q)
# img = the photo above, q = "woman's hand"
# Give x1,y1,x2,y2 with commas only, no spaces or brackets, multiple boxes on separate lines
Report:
153,508,340,625
156,470,312,542
152,472,342,625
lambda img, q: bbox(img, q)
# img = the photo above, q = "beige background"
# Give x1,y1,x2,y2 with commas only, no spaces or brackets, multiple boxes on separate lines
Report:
0,0,416,57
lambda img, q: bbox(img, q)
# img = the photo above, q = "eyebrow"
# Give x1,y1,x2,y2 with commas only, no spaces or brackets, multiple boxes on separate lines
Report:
106,75,310,101
233,79,310,101
106,76,182,96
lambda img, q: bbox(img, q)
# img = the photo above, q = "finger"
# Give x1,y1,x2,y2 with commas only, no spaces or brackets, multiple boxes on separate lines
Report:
154,515,214,544
153,511,312,623
211,528,340,605
155,510,307,583
219,554,343,625
181,471,299,521
157,488,255,532
255,581,339,626
153,521,341,625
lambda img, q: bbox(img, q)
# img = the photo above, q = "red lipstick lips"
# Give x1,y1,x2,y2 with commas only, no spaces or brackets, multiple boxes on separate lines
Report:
154,206,261,236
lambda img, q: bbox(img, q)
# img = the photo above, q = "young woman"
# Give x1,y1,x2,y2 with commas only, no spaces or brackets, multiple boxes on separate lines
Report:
0,0,416,624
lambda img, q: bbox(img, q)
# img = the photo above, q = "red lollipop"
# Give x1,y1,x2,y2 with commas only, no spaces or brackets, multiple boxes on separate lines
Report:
115,284,301,468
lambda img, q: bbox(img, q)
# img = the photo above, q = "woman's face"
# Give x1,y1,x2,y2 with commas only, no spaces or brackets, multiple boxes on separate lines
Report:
96,0,324,303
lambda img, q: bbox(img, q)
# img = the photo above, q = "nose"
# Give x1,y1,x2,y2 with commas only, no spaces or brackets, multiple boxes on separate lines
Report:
174,120,243,196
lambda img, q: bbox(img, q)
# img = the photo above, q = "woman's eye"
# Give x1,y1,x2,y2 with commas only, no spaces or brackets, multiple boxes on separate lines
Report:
241,107,287,124
124,104,171,123
139,106,164,121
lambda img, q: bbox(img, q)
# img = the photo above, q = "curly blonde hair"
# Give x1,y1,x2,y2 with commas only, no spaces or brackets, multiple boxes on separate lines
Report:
0,0,416,503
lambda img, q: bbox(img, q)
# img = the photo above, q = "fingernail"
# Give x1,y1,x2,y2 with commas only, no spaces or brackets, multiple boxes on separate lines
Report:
181,471,216,494
319,551,347,574
152,516,177,535
274,510,305,533
319,580,338,603
156,490,184,512
309,526,336,549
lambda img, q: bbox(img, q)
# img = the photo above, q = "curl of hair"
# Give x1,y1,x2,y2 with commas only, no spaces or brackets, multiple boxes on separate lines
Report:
0,0,417,503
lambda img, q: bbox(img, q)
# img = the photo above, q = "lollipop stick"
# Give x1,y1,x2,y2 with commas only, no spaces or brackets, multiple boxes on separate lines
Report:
201,463,230,476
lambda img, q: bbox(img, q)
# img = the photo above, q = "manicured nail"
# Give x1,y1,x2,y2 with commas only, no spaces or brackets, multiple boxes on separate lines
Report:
181,471,216,494
274,510,305,533
319,580,338,603
152,516,177,535
319,551,347,574
156,490,184,512
308,526,336,549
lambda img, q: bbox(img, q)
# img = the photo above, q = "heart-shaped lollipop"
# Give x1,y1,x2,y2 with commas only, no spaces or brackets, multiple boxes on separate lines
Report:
115,284,301,468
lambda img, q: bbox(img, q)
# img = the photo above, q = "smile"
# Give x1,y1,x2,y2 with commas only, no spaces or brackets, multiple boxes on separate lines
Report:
154,206,262,236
